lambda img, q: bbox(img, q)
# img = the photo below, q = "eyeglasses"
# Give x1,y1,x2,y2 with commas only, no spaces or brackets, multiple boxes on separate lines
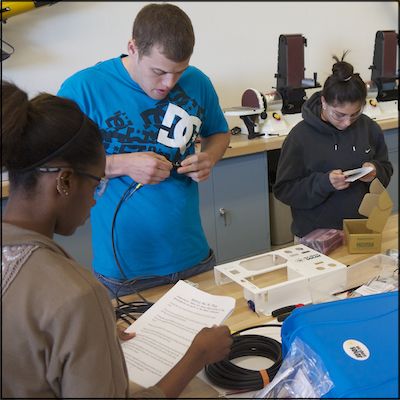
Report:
36,166,108,197
326,105,364,123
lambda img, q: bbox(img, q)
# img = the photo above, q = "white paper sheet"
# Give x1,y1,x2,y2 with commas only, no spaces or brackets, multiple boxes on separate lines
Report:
121,280,235,388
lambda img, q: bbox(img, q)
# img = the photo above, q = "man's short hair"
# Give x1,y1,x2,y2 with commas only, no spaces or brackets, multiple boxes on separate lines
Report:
132,3,195,62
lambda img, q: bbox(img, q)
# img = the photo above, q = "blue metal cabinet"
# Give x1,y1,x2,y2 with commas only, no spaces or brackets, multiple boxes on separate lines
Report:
198,177,218,259
200,152,271,264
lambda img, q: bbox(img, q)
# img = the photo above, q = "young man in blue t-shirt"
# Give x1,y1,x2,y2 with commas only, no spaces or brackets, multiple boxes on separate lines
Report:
58,3,230,297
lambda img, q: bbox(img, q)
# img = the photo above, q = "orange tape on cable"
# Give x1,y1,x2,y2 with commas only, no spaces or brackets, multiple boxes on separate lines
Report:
259,369,270,386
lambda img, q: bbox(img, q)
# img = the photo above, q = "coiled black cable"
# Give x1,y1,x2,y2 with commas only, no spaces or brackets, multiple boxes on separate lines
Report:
204,324,282,392
114,296,153,325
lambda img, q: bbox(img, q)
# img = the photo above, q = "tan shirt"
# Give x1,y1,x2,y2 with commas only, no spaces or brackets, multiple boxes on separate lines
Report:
1,223,164,399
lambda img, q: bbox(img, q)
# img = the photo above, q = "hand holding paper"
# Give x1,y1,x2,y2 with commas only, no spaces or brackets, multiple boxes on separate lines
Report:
122,280,235,389
329,169,350,190
343,166,374,182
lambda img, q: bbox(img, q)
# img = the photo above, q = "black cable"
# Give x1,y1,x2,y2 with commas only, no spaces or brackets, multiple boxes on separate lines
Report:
109,152,189,322
204,324,283,392
111,181,139,282
109,181,156,322
114,297,154,325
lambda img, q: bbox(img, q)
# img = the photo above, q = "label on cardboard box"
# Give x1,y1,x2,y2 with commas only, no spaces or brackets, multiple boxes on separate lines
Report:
353,239,379,250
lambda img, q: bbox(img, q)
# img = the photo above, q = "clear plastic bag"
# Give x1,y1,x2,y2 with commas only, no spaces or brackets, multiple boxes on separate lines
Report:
254,337,333,398
349,260,398,297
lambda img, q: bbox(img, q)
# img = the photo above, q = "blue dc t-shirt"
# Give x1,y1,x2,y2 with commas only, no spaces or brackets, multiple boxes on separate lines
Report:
58,56,228,279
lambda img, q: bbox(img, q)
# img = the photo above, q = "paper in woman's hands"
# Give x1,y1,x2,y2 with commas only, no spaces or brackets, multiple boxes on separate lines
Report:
343,166,374,182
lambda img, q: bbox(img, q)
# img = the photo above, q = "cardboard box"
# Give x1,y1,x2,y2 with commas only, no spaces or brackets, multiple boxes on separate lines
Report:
343,178,393,253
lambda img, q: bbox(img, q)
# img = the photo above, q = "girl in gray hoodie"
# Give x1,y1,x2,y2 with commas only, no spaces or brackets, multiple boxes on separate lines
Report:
274,53,393,238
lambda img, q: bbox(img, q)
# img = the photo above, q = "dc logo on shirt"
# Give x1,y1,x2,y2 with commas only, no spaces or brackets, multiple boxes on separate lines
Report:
158,103,202,154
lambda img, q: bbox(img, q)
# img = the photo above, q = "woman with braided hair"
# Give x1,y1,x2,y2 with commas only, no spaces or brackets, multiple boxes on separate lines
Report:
273,52,393,239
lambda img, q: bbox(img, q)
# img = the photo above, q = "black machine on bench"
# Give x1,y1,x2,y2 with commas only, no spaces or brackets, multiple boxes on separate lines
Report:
369,30,399,102
275,33,320,115
224,34,320,139
364,30,399,120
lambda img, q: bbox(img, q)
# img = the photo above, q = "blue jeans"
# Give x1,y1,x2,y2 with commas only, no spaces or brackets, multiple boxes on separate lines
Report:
94,249,216,298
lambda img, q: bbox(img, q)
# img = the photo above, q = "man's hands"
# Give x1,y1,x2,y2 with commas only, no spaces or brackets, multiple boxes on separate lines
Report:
106,131,231,185
107,152,172,184
176,152,214,182
107,150,219,184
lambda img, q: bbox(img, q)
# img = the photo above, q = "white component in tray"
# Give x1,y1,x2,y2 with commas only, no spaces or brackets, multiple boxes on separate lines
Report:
214,244,347,315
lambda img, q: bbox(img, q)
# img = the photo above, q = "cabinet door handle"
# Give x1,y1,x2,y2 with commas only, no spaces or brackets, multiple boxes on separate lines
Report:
219,207,228,226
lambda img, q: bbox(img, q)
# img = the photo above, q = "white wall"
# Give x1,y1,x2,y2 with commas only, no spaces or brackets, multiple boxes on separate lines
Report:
2,1,398,116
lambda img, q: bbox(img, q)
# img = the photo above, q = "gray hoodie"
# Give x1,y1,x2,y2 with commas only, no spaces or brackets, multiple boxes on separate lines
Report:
273,92,393,237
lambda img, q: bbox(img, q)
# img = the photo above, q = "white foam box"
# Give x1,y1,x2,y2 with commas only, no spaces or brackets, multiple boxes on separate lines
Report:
214,244,347,315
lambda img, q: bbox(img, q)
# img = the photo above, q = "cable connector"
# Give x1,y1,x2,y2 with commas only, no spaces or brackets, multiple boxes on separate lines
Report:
172,160,181,169
271,304,304,317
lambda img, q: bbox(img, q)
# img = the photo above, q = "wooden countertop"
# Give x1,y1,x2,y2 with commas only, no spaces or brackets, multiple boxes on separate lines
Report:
1,118,398,199
119,213,398,333
223,117,398,159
